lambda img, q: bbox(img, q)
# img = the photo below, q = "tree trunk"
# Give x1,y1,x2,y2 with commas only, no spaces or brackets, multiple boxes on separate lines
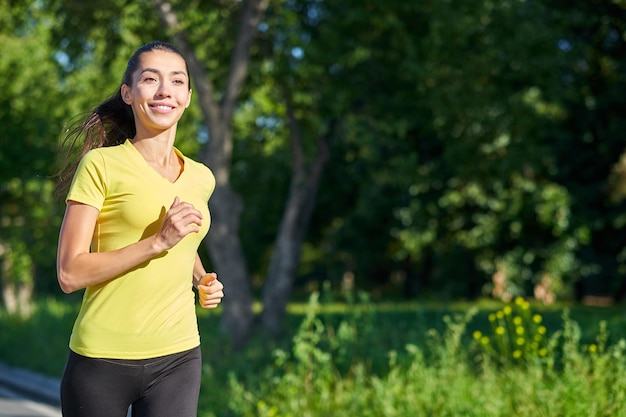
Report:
152,0,269,348
1,283,18,314
0,242,34,317
206,185,254,349
260,104,332,335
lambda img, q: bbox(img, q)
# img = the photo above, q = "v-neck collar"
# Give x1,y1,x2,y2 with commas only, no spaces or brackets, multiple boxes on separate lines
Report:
124,139,185,184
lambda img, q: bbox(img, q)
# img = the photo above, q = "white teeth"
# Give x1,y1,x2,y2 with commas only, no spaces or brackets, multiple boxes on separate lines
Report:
153,105,173,110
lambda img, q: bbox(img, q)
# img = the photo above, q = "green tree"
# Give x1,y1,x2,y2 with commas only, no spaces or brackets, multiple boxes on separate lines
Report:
0,1,66,314
286,0,589,302
548,0,626,300
388,0,579,299
4,0,626,333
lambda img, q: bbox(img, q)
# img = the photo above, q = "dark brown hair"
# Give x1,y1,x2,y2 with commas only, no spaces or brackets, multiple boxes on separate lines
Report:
55,41,190,198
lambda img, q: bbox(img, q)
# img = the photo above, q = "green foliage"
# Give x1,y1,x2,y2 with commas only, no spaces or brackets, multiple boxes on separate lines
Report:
471,297,552,367
226,295,626,417
2,0,626,304
545,0,626,298
0,1,66,295
0,298,77,375
4,297,626,416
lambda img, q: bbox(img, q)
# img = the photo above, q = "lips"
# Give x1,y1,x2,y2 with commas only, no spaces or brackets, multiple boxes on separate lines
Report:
150,104,175,112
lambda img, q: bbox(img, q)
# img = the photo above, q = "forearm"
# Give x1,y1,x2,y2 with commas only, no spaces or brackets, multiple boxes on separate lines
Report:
57,198,203,293
192,253,207,288
57,234,166,293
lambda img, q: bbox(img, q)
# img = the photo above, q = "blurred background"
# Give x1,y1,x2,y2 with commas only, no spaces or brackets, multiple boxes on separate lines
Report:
1,0,626,347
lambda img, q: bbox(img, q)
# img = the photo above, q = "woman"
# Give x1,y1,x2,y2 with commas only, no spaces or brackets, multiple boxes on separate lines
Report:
56,41,224,417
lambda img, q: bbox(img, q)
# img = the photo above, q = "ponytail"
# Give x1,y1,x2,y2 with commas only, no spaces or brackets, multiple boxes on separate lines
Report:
54,90,134,199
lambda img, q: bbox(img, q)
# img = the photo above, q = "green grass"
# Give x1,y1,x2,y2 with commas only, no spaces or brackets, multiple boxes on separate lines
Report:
2,294,626,416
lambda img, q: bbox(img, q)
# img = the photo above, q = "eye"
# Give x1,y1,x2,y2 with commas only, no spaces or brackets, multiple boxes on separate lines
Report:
142,76,158,83
173,79,185,86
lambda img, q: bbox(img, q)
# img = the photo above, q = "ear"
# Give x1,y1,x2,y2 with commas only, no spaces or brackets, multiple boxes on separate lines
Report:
121,84,132,104
185,89,192,109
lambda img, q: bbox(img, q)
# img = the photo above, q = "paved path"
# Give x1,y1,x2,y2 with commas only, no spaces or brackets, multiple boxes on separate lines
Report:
0,385,61,417
0,363,60,417
0,363,130,417
0,364,61,417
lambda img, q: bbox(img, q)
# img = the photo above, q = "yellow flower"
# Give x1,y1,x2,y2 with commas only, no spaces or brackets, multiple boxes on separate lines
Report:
516,337,525,346
516,326,525,335
473,331,482,340
496,326,506,335
481,336,490,345
539,348,548,356
589,344,598,353
503,306,512,315
513,350,522,358
515,297,530,310
532,314,542,324
538,326,547,335
488,313,496,322
496,311,504,319
513,316,522,325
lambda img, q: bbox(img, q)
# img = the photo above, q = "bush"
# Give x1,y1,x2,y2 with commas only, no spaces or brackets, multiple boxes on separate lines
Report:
226,294,626,417
2,296,626,416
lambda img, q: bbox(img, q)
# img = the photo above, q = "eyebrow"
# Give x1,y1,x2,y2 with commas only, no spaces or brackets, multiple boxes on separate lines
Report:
140,68,188,77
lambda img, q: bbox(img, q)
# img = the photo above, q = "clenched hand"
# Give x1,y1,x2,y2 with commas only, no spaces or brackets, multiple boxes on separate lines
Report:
198,272,224,309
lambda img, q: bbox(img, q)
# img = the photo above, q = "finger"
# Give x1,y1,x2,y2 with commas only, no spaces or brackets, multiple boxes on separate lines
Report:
168,202,203,220
201,289,224,299
199,283,223,299
199,272,217,286
201,293,224,308
167,207,203,232
179,213,203,231
199,287,224,304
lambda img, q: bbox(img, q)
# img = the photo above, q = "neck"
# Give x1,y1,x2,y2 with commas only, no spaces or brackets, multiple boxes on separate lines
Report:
131,134,177,167
132,129,176,165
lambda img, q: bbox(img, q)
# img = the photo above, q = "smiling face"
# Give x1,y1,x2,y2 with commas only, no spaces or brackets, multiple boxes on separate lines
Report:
121,50,192,138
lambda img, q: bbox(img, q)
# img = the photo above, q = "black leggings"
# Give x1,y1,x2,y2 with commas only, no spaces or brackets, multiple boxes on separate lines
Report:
60,346,202,417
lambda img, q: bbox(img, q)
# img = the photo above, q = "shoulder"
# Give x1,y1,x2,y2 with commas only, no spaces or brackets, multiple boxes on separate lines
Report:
176,148,214,180
90,143,129,159
69,146,125,205
79,143,138,177
185,157,213,177
76,148,106,173
185,157,216,193
176,150,216,196
74,143,132,186
81,143,127,165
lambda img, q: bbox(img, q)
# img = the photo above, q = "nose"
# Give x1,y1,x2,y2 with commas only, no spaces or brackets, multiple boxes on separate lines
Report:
155,81,171,98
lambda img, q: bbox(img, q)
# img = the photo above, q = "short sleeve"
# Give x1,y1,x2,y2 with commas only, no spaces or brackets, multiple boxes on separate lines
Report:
66,150,107,210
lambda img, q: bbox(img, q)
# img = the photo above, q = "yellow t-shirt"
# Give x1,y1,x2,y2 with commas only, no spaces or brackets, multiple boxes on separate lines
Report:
66,139,215,359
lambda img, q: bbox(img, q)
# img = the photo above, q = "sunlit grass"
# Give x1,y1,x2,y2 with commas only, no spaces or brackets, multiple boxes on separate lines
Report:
0,297,77,375
2,295,626,416
225,294,626,417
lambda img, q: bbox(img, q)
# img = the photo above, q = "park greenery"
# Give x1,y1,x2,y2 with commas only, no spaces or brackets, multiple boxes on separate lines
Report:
2,294,626,416
2,0,626,409
2,0,624,329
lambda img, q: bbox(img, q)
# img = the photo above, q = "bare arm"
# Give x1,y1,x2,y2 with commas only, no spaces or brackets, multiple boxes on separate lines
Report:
57,197,203,293
192,253,207,288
